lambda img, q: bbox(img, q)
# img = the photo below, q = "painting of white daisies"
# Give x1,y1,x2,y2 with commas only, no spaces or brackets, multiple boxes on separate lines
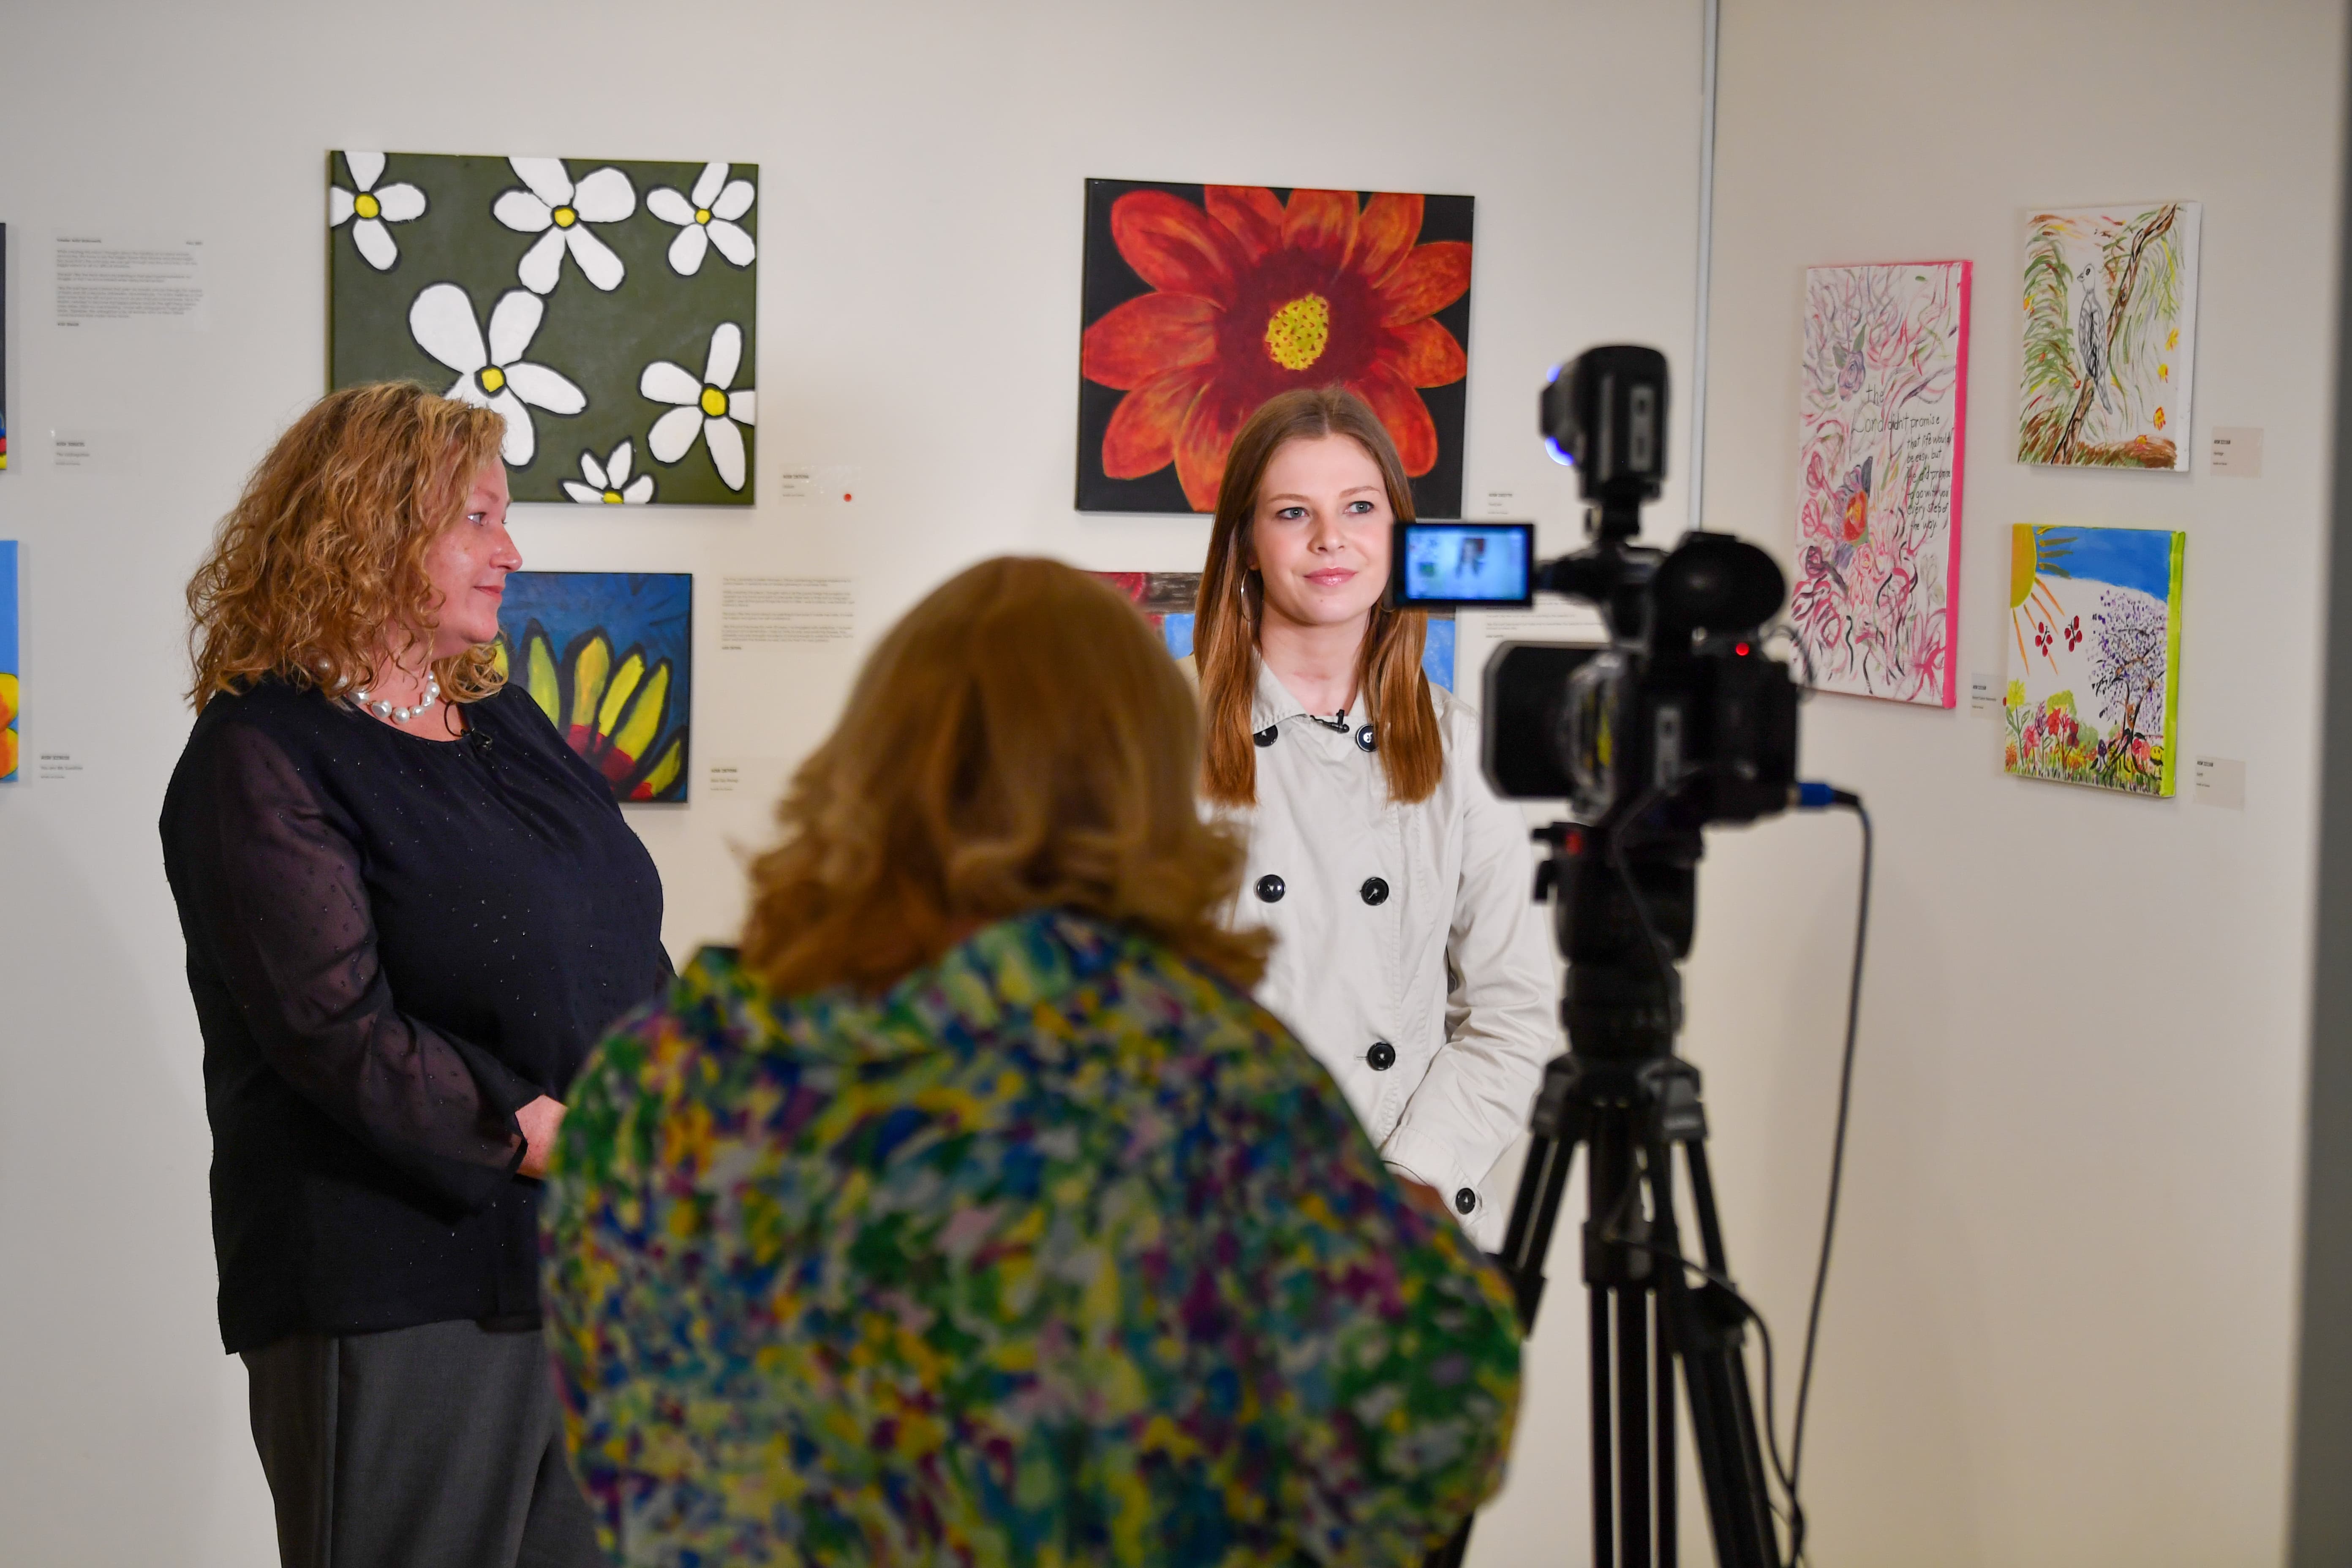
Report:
328,152,757,506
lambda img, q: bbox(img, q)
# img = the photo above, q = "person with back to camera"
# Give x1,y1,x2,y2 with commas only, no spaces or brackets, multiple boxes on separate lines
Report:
537,557,1521,1566
159,383,671,1568
1188,387,1555,1249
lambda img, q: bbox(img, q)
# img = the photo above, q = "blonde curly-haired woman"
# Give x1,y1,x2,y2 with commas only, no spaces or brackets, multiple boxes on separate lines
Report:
160,382,669,1568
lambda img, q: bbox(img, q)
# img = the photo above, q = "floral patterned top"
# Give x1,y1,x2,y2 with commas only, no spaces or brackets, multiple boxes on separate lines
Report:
541,910,1522,1567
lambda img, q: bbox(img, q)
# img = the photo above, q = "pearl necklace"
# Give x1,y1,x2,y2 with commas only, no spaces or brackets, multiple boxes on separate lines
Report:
351,673,441,725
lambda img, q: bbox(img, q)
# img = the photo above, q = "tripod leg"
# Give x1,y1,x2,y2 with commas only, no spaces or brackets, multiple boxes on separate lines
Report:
1590,1286,1614,1566
1617,1285,1651,1567
1652,1158,1678,1568
1662,1140,1780,1568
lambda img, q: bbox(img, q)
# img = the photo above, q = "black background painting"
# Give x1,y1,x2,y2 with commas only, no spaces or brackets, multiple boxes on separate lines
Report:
1076,180,1473,517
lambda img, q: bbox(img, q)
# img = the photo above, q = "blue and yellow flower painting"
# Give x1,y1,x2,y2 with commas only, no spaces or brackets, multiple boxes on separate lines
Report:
494,571,691,802
0,541,19,782
2004,524,2185,796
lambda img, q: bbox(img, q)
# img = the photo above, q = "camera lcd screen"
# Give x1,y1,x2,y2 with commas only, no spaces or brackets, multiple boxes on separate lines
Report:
1390,522,1535,609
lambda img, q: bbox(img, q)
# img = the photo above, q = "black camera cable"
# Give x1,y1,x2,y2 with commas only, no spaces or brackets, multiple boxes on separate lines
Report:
1601,779,1873,1568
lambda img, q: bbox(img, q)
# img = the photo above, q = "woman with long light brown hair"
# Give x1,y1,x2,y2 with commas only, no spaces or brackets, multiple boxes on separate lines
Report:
539,557,1522,1566
1190,387,1552,1247
160,382,667,1568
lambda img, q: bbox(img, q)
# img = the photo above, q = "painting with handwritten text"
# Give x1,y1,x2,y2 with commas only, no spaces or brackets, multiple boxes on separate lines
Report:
1791,260,1971,707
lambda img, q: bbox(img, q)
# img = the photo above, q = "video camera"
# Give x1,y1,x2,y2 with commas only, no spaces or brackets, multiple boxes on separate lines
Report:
1398,348,1817,1568
1391,345,1798,830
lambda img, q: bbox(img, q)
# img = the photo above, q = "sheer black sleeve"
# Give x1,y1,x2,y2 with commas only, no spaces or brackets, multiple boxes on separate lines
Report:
176,721,537,1209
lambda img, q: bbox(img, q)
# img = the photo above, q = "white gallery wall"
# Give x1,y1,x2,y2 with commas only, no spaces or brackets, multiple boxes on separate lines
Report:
0,1,1706,1563
2,0,2344,1564
1684,1,2347,1565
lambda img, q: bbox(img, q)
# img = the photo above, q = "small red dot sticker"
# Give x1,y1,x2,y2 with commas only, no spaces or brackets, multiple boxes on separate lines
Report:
843,492,853,502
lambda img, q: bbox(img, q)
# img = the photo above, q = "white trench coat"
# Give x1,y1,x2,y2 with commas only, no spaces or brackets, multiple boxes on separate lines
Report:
1206,658,1556,1250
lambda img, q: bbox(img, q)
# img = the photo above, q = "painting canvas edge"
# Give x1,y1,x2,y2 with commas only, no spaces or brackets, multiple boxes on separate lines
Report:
2160,530,2186,795
1943,259,1972,707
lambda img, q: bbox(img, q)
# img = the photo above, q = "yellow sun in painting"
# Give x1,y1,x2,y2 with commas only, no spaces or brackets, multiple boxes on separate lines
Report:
2011,526,2077,671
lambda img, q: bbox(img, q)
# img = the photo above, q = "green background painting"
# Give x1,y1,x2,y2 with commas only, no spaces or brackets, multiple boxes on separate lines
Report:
327,151,758,505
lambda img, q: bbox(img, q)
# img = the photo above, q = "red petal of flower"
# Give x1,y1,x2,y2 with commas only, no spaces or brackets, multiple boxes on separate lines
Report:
1102,365,1212,479
1175,389,1249,512
1351,192,1424,285
1390,318,1467,387
1111,190,1244,304
1206,186,1285,263
1377,241,1473,325
1350,364,1440,476
1283,188,1358,272
1081,293,1220,390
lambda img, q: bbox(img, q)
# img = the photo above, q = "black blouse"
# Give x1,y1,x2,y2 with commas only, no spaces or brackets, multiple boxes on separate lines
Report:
159,677,671,1353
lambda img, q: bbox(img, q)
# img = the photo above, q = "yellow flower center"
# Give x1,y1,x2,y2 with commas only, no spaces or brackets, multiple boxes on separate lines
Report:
479,365,507,394
695,207,713,225
1264,294,1332,372
602,489,624,503
354,192,381,220
553,206,577,228
700,385,730,418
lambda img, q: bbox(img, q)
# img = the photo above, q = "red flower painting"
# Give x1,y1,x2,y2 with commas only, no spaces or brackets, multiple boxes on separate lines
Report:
1078,182,1473,513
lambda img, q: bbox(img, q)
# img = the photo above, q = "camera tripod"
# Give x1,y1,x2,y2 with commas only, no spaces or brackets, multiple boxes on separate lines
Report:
1429,818,1783,1568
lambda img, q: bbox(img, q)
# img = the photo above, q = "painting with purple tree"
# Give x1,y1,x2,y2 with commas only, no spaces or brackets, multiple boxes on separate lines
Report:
2004,524,2186,796
1790,261,1970,707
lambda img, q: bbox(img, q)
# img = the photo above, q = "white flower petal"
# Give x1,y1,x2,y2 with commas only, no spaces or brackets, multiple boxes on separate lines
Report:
647,187,696,226
344,151,386,192
374,183,427,223
666,223,709,276
494,189,554,234
705,416,746,490
579,451,609,489
515,229,565,295
690,161,727,209
713,179,756,222
727,388,755,426
565,225,626,291
569,166,636,223
503,361,586,416
352,218,399,271
445,372,492,408
490,387,536,466
487,289,545,365
639,360,702,406
607,440,634,486
509,157,574,207
707,219,756,268
622,474,654,504
647,404,704,463
329,186,356,227
411,284,488,374
703,322,743,389
562,480,604,504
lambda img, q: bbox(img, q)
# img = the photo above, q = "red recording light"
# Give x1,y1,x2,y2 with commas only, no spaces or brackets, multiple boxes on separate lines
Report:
1735,641,1750,656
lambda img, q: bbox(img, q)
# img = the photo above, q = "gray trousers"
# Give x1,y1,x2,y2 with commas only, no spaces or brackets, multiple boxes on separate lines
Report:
242,1319,605,1568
